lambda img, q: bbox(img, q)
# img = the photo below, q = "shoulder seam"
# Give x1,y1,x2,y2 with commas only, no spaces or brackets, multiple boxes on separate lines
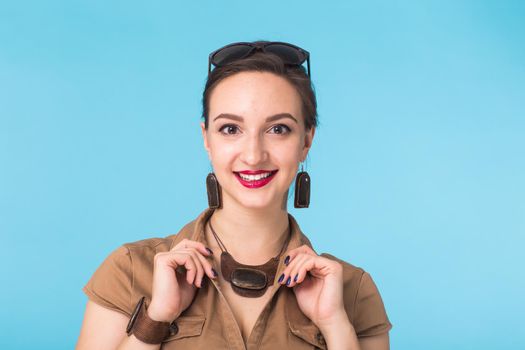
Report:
351,270,366,320
122,236,175,250
122,245,133,312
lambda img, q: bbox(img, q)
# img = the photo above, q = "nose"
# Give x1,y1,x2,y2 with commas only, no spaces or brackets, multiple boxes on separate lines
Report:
240,133,268,166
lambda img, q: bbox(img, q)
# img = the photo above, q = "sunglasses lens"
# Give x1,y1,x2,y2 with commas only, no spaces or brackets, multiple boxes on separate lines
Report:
212,44,253,66
264,44,306,65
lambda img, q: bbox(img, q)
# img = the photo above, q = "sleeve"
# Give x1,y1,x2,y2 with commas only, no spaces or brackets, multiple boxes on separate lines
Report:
352,272,393,337
82,245,133,317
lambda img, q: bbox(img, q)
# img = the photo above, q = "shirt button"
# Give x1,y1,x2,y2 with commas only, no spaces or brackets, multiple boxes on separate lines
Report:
169,322,179,336
316,331,326,346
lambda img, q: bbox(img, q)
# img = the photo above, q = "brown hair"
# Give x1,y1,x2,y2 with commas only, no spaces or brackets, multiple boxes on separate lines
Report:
202,41,318,131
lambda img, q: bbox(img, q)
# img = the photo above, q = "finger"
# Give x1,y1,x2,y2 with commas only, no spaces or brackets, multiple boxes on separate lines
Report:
283,244,316,266
191,247,218,281
283,253,311,287
171,251,199,285
172,238,214,257
279,252,309,286
297,255,343,283
289,256,317,287
154,251,198,285
181,249,205,287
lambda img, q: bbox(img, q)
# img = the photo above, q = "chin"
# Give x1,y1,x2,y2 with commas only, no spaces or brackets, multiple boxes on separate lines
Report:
220,175,289,210
226,190,282,210
236,197,276,210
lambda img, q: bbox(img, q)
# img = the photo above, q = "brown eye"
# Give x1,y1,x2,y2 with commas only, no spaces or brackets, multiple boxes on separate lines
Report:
269,124,291,135
219,124,240,135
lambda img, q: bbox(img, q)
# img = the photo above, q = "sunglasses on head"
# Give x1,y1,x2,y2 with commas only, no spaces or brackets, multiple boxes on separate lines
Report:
208,41,311,78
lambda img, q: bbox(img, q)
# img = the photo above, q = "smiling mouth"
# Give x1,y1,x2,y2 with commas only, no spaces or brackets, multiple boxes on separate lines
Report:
233,170,278,188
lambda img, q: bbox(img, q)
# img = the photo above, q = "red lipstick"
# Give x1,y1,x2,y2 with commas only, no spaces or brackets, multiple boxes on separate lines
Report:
234,170,278,188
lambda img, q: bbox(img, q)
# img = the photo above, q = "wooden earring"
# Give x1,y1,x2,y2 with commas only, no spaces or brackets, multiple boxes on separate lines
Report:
206,173,222,209
294,164,310,208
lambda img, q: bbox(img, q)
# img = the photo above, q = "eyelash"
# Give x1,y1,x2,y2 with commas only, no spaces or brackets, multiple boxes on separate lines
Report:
218,124,292,136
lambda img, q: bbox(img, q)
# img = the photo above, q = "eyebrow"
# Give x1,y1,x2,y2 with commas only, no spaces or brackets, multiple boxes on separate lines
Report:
213,113,298,124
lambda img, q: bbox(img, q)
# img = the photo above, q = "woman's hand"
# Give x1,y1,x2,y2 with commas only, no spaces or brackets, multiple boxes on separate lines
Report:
146,239,217,322
279,245,347,330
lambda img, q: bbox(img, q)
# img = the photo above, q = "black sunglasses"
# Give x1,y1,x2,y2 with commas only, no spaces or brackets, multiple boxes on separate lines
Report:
208,41,311,78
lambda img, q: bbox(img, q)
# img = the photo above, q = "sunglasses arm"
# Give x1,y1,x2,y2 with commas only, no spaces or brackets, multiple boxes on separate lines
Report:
307,57,311,78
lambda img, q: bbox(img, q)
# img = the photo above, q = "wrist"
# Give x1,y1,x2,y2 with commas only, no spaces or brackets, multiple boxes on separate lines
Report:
315,310,351,333
126,297,178,345
147,302,179,323
317,313,360,350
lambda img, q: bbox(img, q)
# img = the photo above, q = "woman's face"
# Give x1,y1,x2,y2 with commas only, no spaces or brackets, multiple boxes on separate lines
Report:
201,71,315,210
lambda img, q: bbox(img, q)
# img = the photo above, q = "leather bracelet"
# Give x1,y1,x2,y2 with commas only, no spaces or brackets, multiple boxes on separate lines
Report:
126,297,178,344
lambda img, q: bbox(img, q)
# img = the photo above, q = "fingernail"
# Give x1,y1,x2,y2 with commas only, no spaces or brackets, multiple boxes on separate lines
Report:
206,247,214,255
286,277,291,286
284,256,290,265
294,274,298,282
212,268,218,277
278,273,284,283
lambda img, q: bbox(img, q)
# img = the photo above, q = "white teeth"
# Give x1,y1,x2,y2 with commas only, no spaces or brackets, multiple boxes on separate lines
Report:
239,172,273,181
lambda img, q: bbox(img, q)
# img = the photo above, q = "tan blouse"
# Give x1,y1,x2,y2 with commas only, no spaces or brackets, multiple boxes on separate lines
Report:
83,208,392,349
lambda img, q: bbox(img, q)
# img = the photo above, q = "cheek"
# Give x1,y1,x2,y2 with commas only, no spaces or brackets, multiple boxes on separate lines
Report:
208,140,236,165
271,143,302,168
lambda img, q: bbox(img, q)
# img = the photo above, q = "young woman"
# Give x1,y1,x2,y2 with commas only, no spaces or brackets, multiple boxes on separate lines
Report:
76,41,392,350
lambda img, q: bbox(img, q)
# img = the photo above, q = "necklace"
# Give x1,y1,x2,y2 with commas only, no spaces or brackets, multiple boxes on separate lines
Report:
208,218,291,298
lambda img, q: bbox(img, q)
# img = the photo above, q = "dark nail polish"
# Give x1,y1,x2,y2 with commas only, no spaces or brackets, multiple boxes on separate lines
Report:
284,255,290,265
206,247,214,255
294,274,298,282
278,273,285,283
286,277,291,286
212,268,218,277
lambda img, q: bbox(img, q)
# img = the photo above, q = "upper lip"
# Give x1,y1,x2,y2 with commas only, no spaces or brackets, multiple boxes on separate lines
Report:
236,170,277,175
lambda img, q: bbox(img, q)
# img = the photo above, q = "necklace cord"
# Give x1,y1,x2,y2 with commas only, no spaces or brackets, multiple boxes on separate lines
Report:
208,219,228,253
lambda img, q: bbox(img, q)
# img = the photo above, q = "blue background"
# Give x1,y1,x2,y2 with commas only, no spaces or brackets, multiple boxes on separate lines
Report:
1,1,524,349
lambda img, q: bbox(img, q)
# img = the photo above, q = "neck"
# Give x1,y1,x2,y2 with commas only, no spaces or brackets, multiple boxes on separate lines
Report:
206,196,290,265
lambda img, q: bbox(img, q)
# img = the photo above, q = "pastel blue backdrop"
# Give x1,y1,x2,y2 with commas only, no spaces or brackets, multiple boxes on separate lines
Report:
1,1,523,349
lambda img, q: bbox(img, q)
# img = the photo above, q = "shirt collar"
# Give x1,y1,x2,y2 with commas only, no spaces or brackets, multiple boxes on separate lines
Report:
168,208,325,348
169,208,314,283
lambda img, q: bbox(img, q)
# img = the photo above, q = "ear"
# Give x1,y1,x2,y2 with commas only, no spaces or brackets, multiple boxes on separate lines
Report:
301,127,315,161
201,122,211,159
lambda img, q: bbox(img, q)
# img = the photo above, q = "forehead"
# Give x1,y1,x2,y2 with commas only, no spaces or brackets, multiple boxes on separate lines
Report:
208,71,303,123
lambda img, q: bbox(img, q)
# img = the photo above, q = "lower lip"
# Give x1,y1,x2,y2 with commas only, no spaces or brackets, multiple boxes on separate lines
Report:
234,171,277,188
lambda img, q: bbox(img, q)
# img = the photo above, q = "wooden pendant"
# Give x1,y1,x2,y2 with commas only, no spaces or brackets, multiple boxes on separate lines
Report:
220,252,279,297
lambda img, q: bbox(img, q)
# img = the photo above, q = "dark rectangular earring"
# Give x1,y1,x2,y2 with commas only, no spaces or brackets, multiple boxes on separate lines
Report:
294,171,310,208
206,173,222,209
